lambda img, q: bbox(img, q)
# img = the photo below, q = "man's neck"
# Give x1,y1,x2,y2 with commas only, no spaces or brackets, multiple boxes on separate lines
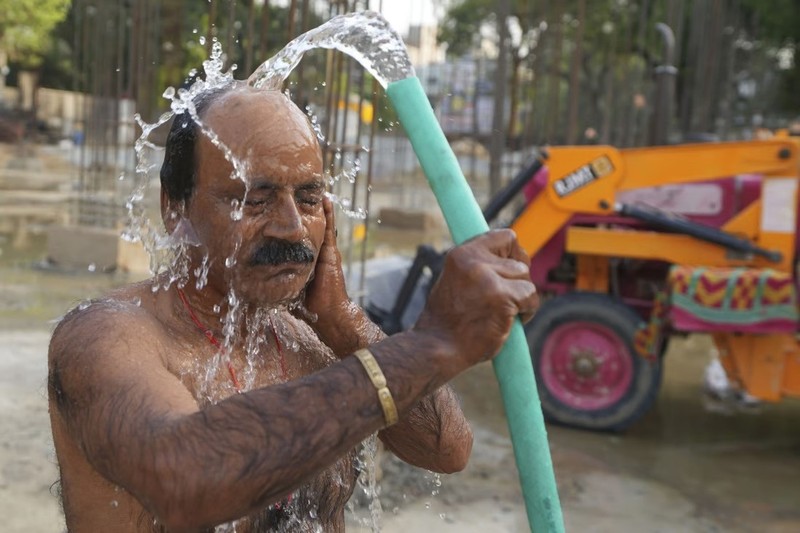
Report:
168,276,293,349
173,283,226,335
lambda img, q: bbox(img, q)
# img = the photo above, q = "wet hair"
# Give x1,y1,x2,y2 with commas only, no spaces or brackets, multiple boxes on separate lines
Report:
159,84,234,203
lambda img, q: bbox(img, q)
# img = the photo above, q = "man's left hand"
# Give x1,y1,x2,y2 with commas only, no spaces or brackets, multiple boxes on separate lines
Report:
299,196,364,353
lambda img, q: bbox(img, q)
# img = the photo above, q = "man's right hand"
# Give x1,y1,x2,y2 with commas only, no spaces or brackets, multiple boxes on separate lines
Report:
413,229,538,378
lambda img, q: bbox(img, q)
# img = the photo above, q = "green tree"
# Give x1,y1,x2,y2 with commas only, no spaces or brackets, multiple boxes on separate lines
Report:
437,0,619,142
438,0,539,141
740,0,800,115
0,0,70,69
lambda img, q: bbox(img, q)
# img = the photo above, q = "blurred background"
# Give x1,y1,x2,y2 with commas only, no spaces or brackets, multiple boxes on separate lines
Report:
3,0,800,276
1,1,799,532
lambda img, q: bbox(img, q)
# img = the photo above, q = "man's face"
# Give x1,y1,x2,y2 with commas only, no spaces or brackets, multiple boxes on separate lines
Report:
185,89,326,306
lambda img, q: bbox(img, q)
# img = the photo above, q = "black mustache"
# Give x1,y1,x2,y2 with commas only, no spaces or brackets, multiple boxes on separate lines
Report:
250,240,315,266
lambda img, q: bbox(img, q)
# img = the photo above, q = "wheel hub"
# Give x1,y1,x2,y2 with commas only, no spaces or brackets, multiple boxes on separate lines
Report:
539,320,635,411
570,349,600,378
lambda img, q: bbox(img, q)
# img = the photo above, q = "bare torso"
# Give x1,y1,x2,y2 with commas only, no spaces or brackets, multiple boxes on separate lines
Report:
49,280,360,532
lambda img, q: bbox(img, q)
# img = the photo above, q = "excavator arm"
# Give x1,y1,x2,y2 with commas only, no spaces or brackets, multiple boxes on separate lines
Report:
511,139,800,272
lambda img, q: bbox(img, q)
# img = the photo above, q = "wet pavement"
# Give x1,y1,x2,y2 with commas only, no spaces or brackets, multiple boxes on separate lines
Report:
453,333,800,532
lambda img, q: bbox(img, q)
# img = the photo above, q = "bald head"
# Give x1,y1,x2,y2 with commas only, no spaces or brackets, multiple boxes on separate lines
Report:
160,83,320,204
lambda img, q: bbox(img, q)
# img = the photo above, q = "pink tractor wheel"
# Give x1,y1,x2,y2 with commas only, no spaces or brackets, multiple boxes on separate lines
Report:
526,292,662,431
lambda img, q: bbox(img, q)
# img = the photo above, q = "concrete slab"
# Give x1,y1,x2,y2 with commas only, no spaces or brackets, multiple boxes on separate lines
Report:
44,224,150,275
46,224,119,271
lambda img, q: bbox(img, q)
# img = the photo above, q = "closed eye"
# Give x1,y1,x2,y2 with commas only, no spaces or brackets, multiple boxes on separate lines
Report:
296,183,324,206
297,196,321,206
244,198,268,206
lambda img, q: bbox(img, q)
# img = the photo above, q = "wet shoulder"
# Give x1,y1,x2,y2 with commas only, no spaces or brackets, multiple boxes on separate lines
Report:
49,285,170,368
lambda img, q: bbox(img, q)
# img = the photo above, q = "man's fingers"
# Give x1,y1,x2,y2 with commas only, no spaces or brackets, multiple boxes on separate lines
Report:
487,258,531,280
315,196,342,268
499,278,539,323
470,229,531,267
519,309,537,324
508,239,531,268
471,229,517,257
322,196,336,244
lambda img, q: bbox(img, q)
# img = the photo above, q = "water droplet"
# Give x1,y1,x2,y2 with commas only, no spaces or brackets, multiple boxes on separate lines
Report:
163,87,175,99
439,513,447,520
199,36,206,45
230,199,244,220
213,304,221,313
87,263,97,272
425,501,431,509
110,500,119,508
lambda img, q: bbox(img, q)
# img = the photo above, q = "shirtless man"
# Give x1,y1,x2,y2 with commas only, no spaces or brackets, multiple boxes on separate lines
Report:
47,83,539,532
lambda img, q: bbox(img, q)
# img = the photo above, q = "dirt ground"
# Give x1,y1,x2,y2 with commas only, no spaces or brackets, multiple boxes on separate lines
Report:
2,262,800,532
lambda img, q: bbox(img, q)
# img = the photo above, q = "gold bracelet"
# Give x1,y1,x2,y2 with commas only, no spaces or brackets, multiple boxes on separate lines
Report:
354,348,399,426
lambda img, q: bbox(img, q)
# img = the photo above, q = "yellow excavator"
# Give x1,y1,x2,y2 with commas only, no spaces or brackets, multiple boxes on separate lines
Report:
371,131,800,431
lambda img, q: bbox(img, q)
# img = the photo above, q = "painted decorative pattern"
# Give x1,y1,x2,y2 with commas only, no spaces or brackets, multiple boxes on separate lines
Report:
634,266,798,358
670,266,798,331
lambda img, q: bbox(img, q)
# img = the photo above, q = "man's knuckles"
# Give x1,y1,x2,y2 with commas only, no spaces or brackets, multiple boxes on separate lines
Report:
503,258,531,278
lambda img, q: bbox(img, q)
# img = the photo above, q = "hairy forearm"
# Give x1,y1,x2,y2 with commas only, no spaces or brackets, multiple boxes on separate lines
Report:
108,331,449,530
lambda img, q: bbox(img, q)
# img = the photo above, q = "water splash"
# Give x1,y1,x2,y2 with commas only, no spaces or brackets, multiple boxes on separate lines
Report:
243,308,270,390
248,11,413,91
194,253,211,290
327,192,367,220
127,39,241,290
346,435,384,532
225,239,241,269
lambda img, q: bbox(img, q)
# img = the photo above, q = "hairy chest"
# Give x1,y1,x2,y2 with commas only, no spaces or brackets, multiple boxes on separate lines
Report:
168,312,338,403
160,314,360,530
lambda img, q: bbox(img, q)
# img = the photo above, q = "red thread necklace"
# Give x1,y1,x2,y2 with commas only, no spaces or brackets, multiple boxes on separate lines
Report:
176,287,288,392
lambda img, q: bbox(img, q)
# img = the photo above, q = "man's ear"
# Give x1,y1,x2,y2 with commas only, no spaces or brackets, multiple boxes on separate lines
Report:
161,188,180,234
